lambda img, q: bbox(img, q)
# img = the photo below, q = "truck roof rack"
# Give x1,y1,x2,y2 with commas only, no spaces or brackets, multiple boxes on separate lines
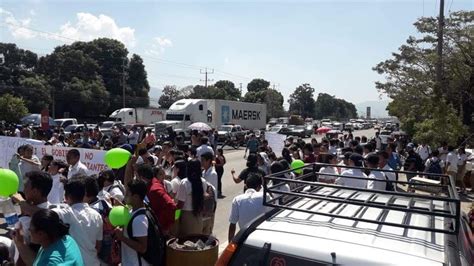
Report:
263,163,461,235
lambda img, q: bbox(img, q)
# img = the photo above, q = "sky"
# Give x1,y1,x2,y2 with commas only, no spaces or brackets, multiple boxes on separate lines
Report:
1,0,473,108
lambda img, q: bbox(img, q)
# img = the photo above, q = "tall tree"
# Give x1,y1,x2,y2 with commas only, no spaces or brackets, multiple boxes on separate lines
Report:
314,93,357,120
0,93,28,122
158,85,182,108
288,83,316,118
373,11,472,145
188,85,226,99
247,78,270,93
244,86,285,119
214,80,241,100
127,54,150,107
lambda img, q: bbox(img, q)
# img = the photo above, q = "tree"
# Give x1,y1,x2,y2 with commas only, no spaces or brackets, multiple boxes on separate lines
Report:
0,93,28,122
373,11,472,146
214,80,241,100
158,85,182,108
314,93,357,120
244,88,285,119
288,83,316,118
188,85,227,99
127,54,150,107
247,78,270,93
0,43,38,87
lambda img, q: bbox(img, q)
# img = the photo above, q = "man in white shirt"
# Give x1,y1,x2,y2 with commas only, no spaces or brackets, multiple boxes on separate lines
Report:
128,127,140,145
18,145,41,189
378,151,397,183
416,142,431,162
374,132,382,151
66,149,89,178
11,171,53,266
445,146,458,180
336,154,368,188
438,142,449,162
366,153,386,190
228,173,270,242
52,177,103,266
114,179,150,266
196,136,214,160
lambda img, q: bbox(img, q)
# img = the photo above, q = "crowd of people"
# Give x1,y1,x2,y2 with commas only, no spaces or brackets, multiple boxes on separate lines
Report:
0,123,472,265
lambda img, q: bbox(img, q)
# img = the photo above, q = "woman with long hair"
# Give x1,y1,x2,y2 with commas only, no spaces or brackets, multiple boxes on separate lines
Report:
40,154,53,172
215,148,226,198
13,209,83,266
170,160,187,199
176,159,207,237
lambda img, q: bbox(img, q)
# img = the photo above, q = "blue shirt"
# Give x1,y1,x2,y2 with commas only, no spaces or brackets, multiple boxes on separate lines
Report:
33,235,84,266
246,139,259,153
388,152,401,170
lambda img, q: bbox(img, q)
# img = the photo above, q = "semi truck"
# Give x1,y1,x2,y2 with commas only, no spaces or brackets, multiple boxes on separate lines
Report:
109,108,167,124
155,99,267,135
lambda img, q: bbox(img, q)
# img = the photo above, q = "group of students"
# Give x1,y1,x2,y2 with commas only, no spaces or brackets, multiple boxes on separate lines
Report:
0,132,228,265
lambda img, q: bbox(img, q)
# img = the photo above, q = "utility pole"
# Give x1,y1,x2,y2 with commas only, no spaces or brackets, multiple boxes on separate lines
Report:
122,58,126,108
436,0,445,97
200,68,214,87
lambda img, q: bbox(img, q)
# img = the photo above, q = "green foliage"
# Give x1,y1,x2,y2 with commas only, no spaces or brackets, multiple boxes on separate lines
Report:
244,87,285,119
0,94,28,122
188,85,227,99
374,11,473,146
158,85,183,108
247,78,270,93
288,83,316,118
313,93,357,120
214,80,241,100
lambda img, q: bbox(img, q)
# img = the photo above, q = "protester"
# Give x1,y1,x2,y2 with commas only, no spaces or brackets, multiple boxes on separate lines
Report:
114,179,150,266
19,144,41,190
215,148,226,198
244,134,259,158
47,160,67,204
231,154,266,184
318,153,339,183
456,147,470,194
374,132,382,151
403,145,424,181
40,154,53,172
336,154,368,188
445,146,458,183
303,143,316,163
268,161,291,204
66,149,88,178
366,153,386,190
378,151,397,183
201,152,218,198
386,143,402,170
176,159,207,237
13,209,84,266
228,173,269,242
9,145,25,192
143,129,156,149
196,136,214,159
128,127,140,145
135,164,177,234
424,149,444,180
416,142,431,162
97,170,125,205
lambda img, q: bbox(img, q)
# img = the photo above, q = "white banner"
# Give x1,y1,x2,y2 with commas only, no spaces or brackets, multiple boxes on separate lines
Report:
265,132,287,156
0,136,108,174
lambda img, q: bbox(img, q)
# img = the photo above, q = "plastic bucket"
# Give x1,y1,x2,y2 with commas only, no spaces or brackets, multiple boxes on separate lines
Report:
166,235,219,266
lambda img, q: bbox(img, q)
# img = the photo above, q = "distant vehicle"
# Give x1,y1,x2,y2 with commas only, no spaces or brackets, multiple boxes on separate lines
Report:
54,118,78,128
98,121,125,136
332,122,343,131
321,118,331,123
275,126,306,138
217,124,247,144
64,124,96,136
20,114,55,127
344,122,353,131
156,99,267,135
109,108,166,124
379,130,392,145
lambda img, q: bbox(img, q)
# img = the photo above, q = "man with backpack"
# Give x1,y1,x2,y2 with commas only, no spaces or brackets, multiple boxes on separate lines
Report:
425,150,444,180
114,179,165,266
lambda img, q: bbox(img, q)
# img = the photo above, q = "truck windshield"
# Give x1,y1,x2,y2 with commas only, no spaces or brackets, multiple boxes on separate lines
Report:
166,114,190,121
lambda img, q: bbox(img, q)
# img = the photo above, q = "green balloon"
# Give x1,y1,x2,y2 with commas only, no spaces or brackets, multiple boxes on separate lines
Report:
0,168,19,197
104,148,131,169
291,160,305,174
108,206,131,227
175,209,181,220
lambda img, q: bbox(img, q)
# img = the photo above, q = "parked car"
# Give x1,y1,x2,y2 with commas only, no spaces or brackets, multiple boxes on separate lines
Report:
217,124,246,144
20,114,55,127
217,166,473,265
274,126,306,138
99,121,125,136
54,118,78,128
64,124,96,136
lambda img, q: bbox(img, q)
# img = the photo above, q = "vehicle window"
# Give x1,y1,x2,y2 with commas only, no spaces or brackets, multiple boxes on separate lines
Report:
129,111,133,115
199,104,203,111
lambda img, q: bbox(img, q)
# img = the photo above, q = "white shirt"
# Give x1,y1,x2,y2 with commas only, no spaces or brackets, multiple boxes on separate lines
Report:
382,164,397,182
163,179,173,194
375,137,382,150
128,131,140,145
203,167,218,198
229,189,270,228
101,181,125,202
176,178,208,211
170,177,182,196
53,203,103,266
438,147,448,162
318,167,338,183
47,173,64,204
19,155,40,182
336,169,368,188
21,201,51,244
328,146,338,155
367,170,386,190
121,208,150,266
446,152,458,172
68,161,89,178
196,145,214,160
416,145,431,161
457,153,469,166
15,128,21,137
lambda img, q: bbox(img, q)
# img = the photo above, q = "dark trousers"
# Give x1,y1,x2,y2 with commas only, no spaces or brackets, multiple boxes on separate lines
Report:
216,167,224,195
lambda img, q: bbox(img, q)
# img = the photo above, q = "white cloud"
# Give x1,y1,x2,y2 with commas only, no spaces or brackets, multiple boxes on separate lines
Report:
29,9,36,16
0,9,136,47
145,36,173,56
0,8,37,39
57,13,136,47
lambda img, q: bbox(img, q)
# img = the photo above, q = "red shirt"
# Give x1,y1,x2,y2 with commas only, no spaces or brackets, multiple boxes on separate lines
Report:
304,153,316,163
147,178,177,232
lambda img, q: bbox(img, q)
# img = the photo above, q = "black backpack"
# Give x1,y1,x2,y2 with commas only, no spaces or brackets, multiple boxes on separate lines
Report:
127,205,166,266
382,173,395,191
426,159,442,180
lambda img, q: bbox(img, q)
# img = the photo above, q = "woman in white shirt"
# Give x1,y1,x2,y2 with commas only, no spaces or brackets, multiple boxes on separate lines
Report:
318,154,339,183
269,161,291,205
176,159,207,237
170,160,187,199
47,160,68,204
98,170,125,205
